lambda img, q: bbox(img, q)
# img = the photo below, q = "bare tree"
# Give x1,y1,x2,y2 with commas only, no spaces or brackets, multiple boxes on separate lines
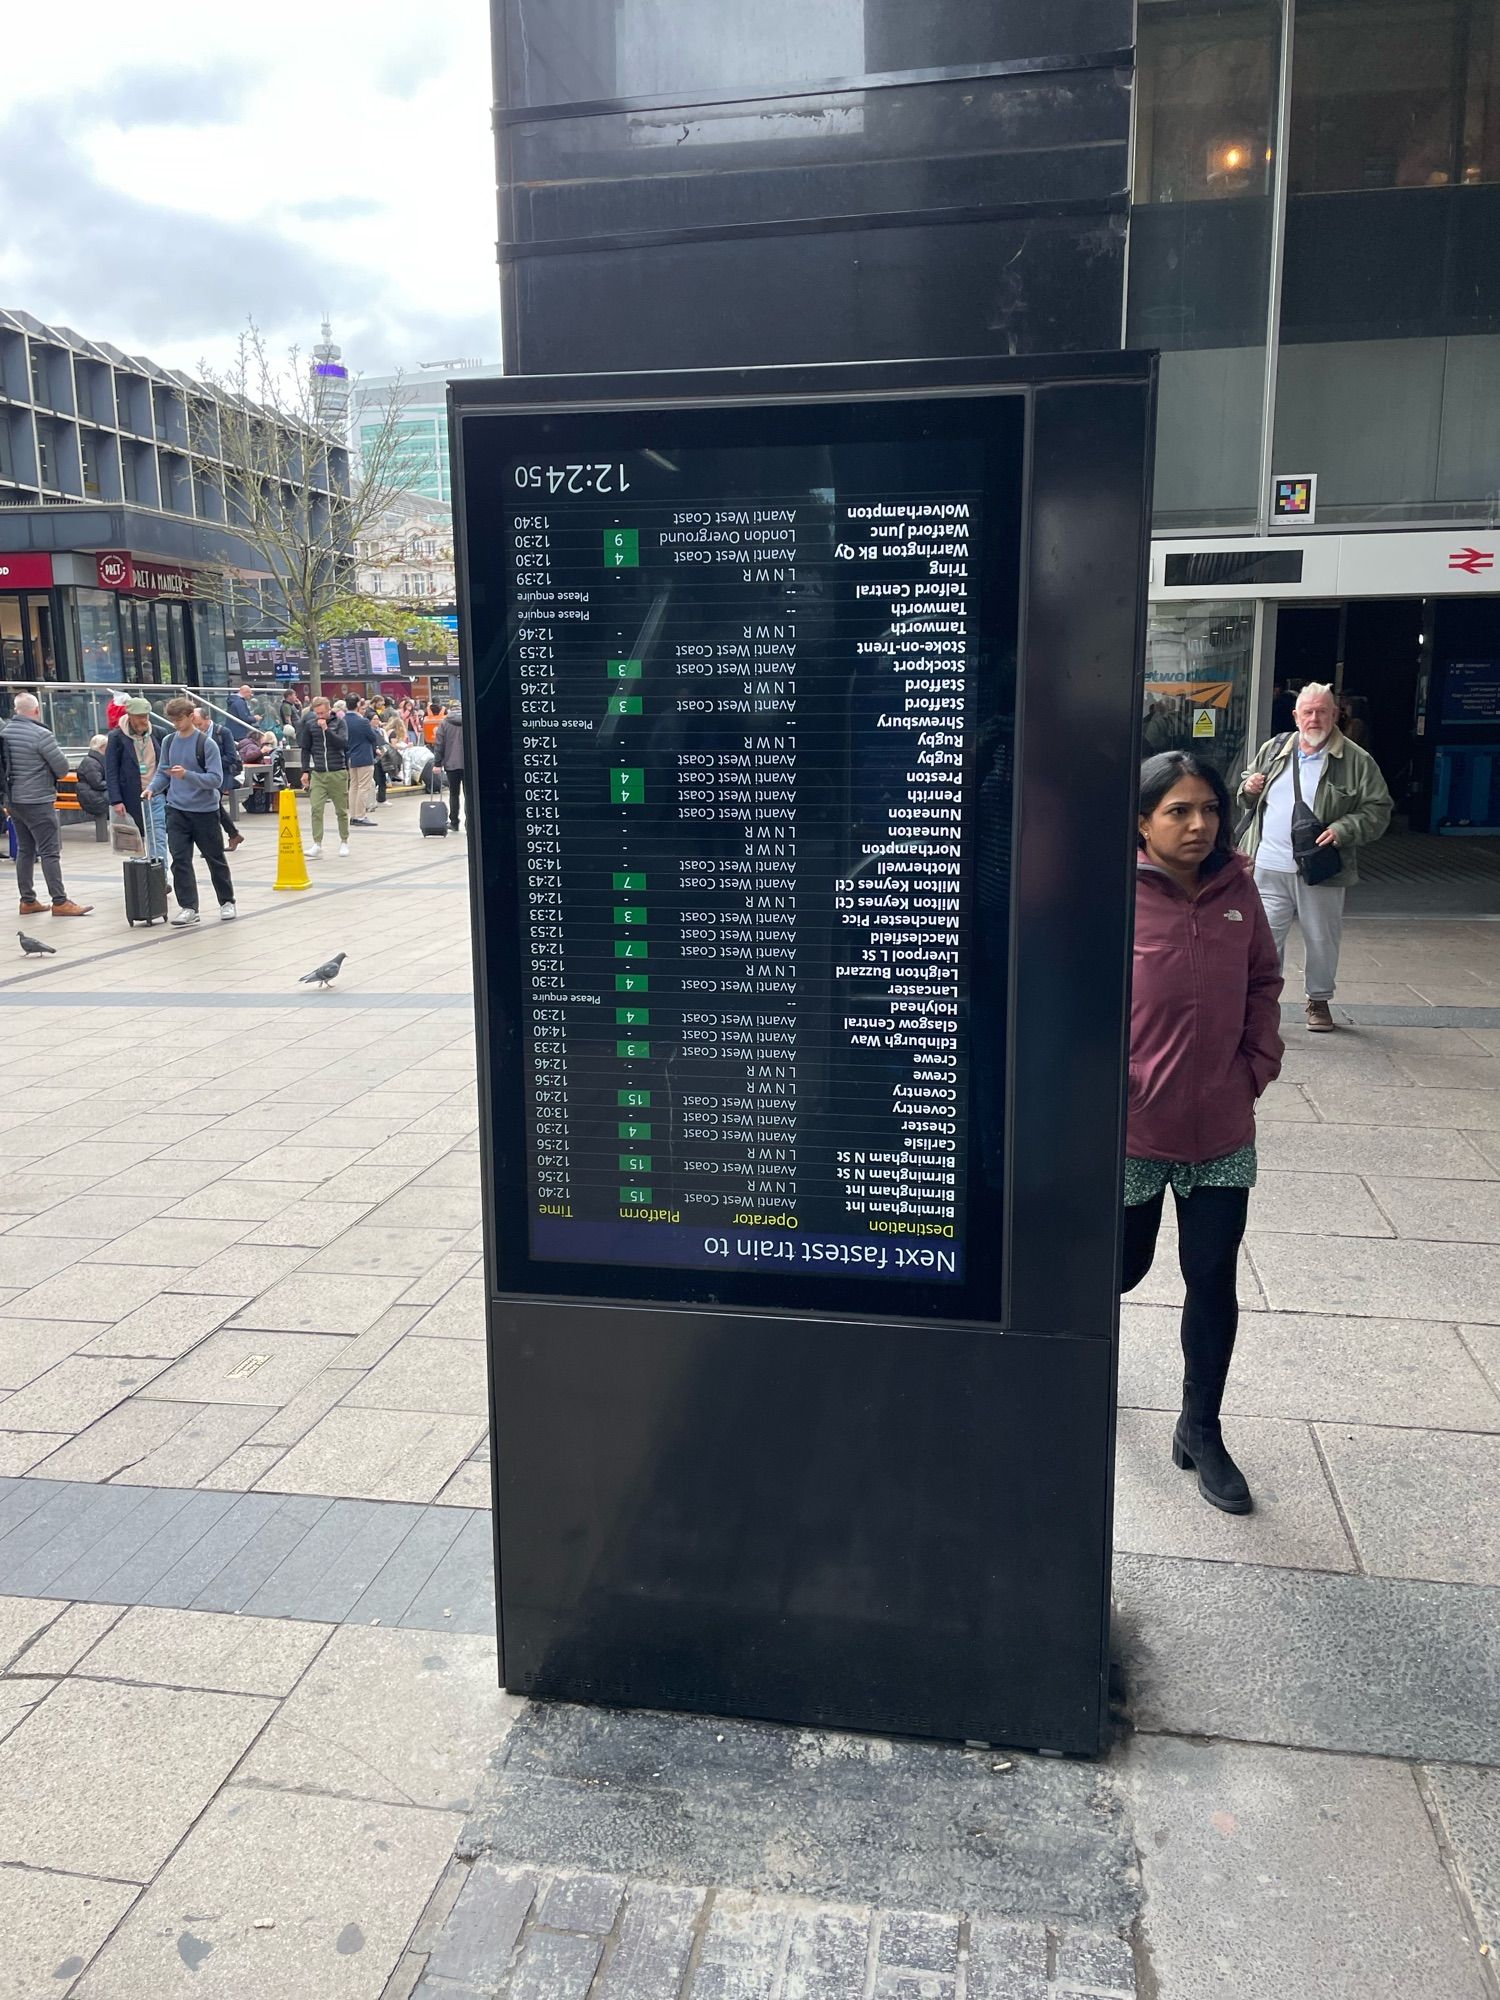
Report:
198,324,417,698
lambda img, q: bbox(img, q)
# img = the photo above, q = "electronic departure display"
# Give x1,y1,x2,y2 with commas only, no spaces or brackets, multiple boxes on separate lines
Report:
464,396,1023,1316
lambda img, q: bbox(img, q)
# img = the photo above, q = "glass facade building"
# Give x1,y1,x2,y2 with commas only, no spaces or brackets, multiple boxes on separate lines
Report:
1134,0,1500,825
349,363,499,510
0,309,348,731
1134,0,1500,533
485,0,1500,825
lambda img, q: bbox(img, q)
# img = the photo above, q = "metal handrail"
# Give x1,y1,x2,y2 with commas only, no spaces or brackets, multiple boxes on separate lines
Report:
0,680,281,755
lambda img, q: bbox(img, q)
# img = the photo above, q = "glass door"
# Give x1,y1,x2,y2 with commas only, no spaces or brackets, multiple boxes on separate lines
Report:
119,599,140,681
153,600,188,684
132,601,160,683
0,596,24,678
166,601,188,684
1144,601,1257,780
25,595,60,680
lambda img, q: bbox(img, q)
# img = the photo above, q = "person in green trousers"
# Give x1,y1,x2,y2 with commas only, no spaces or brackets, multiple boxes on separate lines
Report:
297,697,351,857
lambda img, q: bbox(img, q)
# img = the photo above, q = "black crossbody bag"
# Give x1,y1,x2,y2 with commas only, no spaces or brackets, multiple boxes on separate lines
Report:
1289,743,1342,886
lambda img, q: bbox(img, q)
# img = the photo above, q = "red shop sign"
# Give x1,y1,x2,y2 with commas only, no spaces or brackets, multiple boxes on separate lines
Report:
0,554,55,589
95,552,197,598
135,560,195,598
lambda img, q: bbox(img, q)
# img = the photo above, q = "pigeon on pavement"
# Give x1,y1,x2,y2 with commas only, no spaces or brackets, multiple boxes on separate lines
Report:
18,932,56,957
299,951,347,989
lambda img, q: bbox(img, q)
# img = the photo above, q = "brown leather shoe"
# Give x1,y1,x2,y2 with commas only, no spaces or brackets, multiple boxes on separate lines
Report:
18,898,45,916
1306,999,1335,1032
50,900,93,917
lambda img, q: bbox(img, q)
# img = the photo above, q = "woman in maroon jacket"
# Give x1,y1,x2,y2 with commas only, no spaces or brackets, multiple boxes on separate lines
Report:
1126,752,1283,1514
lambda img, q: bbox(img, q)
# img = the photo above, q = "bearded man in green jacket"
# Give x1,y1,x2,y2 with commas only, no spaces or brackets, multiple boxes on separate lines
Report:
1237,682,1392,1033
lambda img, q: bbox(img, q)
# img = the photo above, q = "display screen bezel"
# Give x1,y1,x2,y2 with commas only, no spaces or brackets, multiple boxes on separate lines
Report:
458,386,1029,1324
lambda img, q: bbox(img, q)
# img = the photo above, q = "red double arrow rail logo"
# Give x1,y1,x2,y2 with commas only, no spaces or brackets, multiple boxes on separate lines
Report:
1448,546,1495,574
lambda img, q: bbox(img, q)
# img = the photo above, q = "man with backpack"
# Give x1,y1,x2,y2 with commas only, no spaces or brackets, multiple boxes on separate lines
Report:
150,697,236,927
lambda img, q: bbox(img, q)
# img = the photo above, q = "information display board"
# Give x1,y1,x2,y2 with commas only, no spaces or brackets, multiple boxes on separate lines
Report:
1441,661,1500,726
467,396,1021,1322
453,359,1152,1754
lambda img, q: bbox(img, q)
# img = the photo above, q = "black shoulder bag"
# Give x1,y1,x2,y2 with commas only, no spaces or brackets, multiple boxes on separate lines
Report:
1290,745,1342,886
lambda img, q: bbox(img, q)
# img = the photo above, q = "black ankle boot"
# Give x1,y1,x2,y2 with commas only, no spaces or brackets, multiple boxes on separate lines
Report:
1172,1415,1253,1514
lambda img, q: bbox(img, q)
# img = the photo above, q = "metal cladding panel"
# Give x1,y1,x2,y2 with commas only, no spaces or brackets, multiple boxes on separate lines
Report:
1008,379,1153,1335
452,358,1153,1750
507,72,1130,243
495,1,1133,110
492,1302,1117,1752
505,216,1126,376
491,3,1133,376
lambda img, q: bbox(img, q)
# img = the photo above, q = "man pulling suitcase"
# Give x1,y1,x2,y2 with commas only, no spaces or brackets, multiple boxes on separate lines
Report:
419,757,449,836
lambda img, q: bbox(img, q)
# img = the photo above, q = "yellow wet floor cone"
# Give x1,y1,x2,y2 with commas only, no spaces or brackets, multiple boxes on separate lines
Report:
273,786,311,892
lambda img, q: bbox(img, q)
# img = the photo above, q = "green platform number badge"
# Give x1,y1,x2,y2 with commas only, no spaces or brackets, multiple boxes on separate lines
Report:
610,768,644,806
604,529,639,568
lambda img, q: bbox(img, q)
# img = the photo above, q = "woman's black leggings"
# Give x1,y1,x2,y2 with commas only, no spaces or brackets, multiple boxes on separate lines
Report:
1122,1184,1249,1422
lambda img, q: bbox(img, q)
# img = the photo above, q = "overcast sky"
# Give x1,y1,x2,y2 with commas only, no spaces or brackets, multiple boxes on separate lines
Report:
0,0,501,383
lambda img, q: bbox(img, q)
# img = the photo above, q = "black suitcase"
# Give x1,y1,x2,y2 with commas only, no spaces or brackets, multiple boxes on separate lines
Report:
419,798,449,837
124,856,169,925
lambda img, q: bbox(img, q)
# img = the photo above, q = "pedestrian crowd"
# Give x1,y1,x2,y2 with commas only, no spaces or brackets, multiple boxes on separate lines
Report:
2,663,1396,1538
0,681,467,928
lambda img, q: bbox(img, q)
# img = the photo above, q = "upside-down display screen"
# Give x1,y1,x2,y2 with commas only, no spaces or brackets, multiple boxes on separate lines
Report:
463,393,1023,1319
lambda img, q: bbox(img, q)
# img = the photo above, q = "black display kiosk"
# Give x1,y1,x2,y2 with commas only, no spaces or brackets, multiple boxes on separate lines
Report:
452,354,1153,1755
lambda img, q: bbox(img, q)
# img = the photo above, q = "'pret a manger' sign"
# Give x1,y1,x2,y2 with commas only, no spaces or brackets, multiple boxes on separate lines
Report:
95,552,197,598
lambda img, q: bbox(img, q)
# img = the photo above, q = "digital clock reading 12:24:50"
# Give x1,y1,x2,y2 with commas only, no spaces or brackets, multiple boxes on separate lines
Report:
512,463,630,494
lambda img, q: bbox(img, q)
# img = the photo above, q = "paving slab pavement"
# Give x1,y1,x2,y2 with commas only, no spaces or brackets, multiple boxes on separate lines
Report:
1121,1735,1490,2000
0,804,1497,1996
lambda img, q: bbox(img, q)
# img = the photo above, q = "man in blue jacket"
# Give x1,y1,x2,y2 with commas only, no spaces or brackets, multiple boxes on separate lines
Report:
150,697,236,927
226,684,257,741
344,698,383,826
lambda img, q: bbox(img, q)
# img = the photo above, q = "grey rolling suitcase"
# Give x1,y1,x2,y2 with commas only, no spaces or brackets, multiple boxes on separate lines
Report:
123,856,169,925
419,798,449,837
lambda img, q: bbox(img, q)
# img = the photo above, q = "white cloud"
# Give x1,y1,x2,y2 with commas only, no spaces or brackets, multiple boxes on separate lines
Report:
0,0,501,379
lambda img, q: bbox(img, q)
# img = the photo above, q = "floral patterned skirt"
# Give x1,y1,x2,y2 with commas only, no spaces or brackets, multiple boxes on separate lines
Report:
1123,1144,1257,1207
